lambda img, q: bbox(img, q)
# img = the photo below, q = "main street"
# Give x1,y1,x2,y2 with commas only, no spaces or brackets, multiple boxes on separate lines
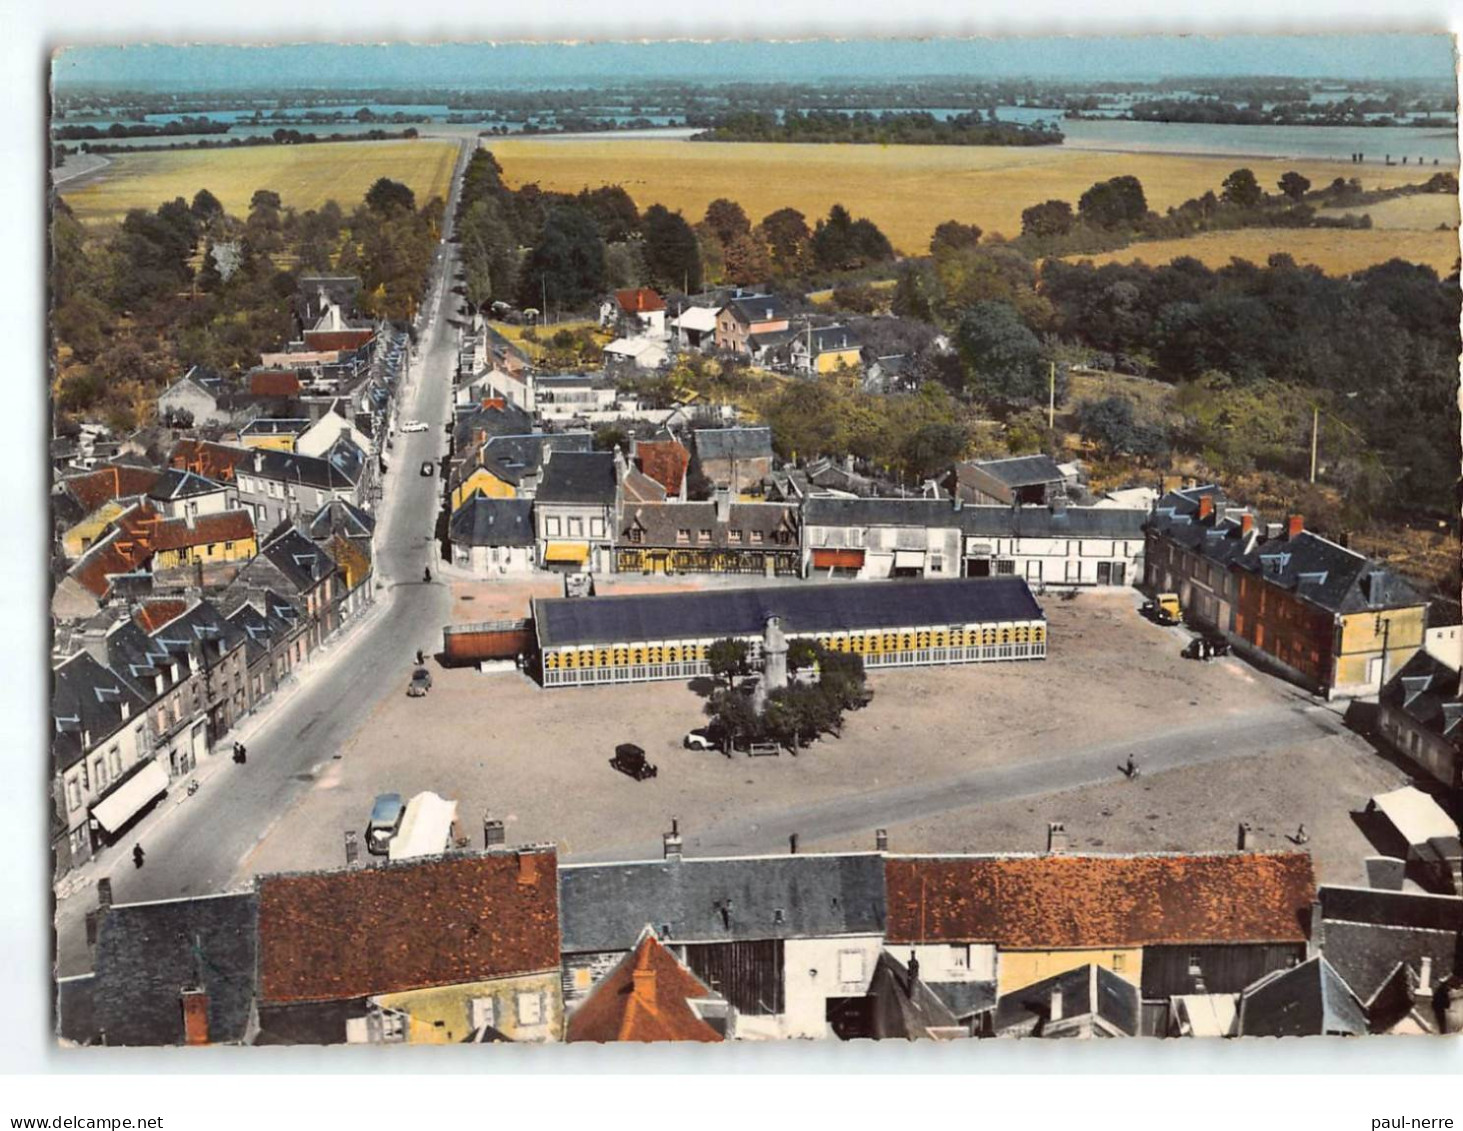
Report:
53,141,475,977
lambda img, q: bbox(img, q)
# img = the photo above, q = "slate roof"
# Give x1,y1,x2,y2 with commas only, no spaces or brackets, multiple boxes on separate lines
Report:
620,502,799,548
62,464,163,513
450,496,536,548
865,951,964,1039
151,510,256,552
1381,650,1462,746
147,468,230,503
256,850,560,1004
566,928,723,1043
257,527,338,592
535,577,1045,651
468,432,592,490
148,599,248,669
693,426,773,464
305,498,376,543
1239,955,1368,1037
559,852,888,953
536,451,618,506
1316,885,1463,1004
92,892,259,1046
634,439,690,497
962,455,1066,489
723,295,791,324
226,595,300,664
51,650,148,773
803,497,1146,539
884,852,1315,948
994,963,1141,1037
925,978,997,1021
798,325,861,355
237,443,363,491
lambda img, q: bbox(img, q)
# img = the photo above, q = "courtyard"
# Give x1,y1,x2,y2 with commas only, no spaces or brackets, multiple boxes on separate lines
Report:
236,587,1407,887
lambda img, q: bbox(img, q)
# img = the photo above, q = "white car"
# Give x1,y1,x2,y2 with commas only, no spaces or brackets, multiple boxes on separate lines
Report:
399,420,429,433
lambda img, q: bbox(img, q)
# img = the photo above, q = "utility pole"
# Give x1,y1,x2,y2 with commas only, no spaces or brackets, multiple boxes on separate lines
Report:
541,275,548,328
1377,614,1391,696
1309,405,1319,484
1048,361,1056,432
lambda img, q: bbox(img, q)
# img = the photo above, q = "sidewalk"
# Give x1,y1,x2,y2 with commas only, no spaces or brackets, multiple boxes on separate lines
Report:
52,587,398,903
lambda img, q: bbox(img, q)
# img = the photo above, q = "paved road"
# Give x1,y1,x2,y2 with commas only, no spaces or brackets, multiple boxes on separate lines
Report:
53,140,474,977
569,697,1351,864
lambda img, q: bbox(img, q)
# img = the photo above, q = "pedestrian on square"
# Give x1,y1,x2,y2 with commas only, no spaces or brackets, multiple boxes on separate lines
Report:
133,844,145,869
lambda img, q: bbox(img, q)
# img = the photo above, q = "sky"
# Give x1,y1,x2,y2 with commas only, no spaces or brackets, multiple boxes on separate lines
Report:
52,35,1458,91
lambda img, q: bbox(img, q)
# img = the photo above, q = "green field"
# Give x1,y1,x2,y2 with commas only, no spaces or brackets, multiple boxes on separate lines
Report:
60,139,460,225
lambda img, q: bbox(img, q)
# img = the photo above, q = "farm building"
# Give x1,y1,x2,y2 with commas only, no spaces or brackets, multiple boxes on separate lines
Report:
533,576,1046,688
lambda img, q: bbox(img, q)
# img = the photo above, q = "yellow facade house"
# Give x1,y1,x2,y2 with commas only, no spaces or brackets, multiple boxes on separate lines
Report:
61,499,130,561
450,464,517,510
150,510,257,570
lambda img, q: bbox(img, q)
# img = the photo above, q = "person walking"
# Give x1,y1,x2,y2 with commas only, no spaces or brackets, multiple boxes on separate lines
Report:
132,844,145,869
1125,754,1139,780
423,566,432,584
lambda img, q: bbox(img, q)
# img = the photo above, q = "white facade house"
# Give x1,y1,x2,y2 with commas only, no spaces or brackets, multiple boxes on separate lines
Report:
802,497,1146,588
296,407,374,459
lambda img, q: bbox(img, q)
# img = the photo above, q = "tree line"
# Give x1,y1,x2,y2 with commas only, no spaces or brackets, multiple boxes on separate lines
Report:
691,109,1063,147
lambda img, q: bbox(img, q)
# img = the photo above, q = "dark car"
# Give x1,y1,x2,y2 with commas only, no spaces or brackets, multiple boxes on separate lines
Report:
407,668,433,696
420,461,435,477
610,743,657,781
367,793,405,855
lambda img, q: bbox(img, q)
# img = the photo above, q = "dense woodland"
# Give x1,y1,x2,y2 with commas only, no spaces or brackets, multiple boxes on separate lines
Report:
49,177,443,430
690,109,1063,146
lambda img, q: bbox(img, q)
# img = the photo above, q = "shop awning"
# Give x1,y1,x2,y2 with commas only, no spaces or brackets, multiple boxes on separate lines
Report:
544,542,590,564
812,548,866,570
390,791,460,861
91,760,169,834
893,550,927,569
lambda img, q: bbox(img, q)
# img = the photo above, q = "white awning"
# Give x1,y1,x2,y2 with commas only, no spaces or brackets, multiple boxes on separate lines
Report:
390,791,460,860
1370,786,1459,847
91,760,169,834
893,550,927,569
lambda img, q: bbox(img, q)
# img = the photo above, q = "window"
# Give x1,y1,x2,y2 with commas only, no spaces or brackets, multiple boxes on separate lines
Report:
930,553,944,574
1187,952,1203,976
79,760,89,791
1112,953,1126,972
516,991,543,1026
545,516,562,537
699,529,712,543
93,758,108,791
107,746,123,779
1026,561,1043,581
750,530,764,545
949,945,968,970
376,1009,406,1043
589,517,605,538
468,997,496,1030
66,775,83,812
676,529,690,545
838,950,866,985
996,559,1015,576
568,517,584,537
729,529,743,543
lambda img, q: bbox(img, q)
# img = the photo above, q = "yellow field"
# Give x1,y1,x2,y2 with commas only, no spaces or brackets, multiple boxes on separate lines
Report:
1062,227,1460,276
487,137,1430,255
61,139,459,225
1318,193,1459,230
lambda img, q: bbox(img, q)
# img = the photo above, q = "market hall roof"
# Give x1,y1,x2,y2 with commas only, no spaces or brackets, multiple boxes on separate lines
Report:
535,577,1045,651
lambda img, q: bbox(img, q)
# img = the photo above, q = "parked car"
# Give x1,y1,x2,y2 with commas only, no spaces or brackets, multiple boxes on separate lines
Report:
407,668,433,696
684,728,716,751
420,461,435,477
367,793,406,855
1141,593,1181,627
610,743,658,780
400,420,428,433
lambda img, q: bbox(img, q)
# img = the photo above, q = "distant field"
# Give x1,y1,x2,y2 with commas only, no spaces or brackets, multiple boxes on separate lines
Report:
1062,227,1460,276
60,139,459,225
1317,193,1459,230
487,137,1429,255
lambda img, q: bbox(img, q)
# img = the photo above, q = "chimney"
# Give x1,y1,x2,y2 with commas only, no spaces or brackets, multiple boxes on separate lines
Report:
483,816,505,849
1418,956,1434,997
540,440,554,468
1050,987,1064,1023
789,833,799,855
1197,495,1214,521
180,987,210,1046
185,509,196,530
1237,821,1253,851
952,494,963,512
875,828,888,852
663,819,683,861
252,451,262,474
96,877,113,911
714,486,731,524
1212,497,1228,525
1240,513,1254,537
632,966,658,1008
1287,514,1304,540
516,850,540,886
612,446,628,481
120,700,131,721
1265,521,1283,541
907,950,921,993
1307,899,1324,959
1047,821,1069,854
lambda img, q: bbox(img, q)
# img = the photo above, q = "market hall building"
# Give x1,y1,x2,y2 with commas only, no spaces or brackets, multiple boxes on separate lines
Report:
533,577,1047,688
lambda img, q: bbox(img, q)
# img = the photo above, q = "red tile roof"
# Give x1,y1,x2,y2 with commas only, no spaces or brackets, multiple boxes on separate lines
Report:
256,850,560,1004
567,930,723,1043
133,599,188,634
248,370,302,398
169,440,250,483
885,852,1315,949
64,465,162,513
635,440,690,498
302,329,375,353
151,510,256,552
615,288,666,315
70,503,160,596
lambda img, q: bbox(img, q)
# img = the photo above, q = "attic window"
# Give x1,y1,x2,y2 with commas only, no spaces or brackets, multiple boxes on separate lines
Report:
1296,571,1328,586
773,908,785,924
1260,553,1291,574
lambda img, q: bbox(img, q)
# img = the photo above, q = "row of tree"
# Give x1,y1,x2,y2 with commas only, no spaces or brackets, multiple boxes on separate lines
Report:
704,639,871,754
691,108,1064,147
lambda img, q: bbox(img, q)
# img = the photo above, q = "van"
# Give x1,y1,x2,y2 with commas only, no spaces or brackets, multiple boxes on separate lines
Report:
367,792,406,855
